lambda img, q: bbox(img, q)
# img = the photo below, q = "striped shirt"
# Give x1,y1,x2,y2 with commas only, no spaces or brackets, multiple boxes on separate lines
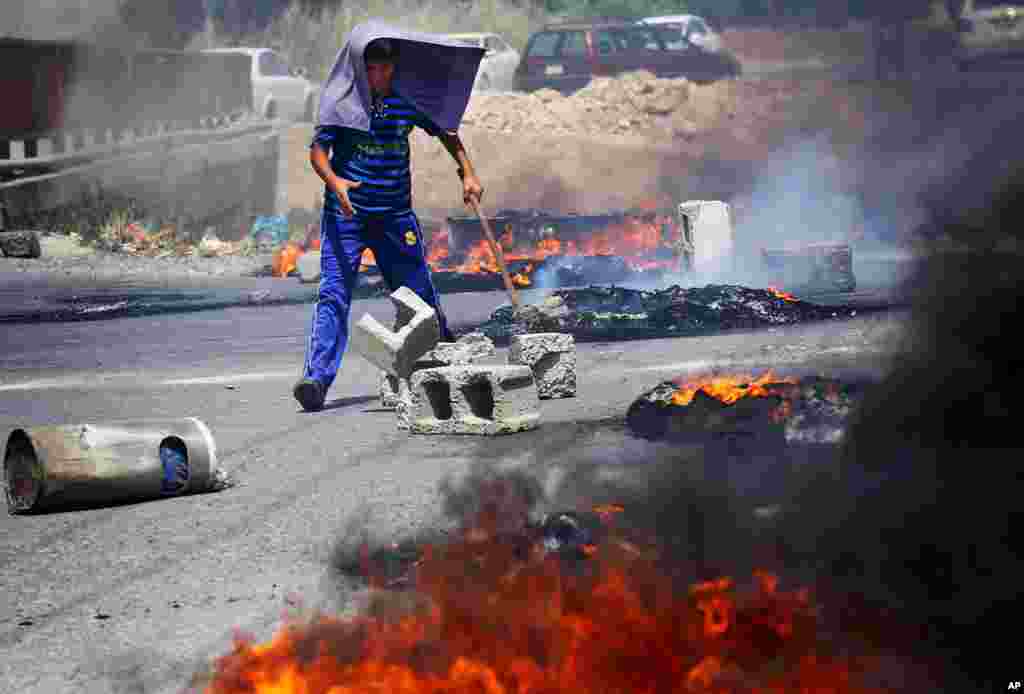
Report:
311,93,442,217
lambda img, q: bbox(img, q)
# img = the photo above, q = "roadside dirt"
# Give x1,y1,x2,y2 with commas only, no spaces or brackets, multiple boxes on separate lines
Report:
283,72,873,222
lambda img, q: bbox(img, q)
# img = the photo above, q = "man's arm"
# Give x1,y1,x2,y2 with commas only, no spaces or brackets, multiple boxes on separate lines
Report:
438,131,483,207
309,128,361,218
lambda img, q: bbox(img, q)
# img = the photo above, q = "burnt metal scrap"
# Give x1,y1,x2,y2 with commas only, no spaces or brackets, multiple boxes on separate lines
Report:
479,284,862,343
626,376,868,445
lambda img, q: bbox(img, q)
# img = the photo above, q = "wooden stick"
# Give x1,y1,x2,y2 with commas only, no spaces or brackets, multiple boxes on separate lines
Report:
468,198,520,309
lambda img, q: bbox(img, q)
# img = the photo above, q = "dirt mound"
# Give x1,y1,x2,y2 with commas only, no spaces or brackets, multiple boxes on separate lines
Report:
461,71,738,140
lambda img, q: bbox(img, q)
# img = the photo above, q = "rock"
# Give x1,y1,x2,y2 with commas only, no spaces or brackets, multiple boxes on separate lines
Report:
512,304,563,333
297,250,322,283
0,231,43,259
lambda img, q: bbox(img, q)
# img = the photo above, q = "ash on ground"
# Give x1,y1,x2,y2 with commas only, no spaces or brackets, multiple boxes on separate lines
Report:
479,284,861,343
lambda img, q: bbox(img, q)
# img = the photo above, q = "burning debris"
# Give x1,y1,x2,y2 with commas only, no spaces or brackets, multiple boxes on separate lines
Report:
627,372,866,446
417,208,687,294
479,285,861,343
762,243,856,294
200,496,890,694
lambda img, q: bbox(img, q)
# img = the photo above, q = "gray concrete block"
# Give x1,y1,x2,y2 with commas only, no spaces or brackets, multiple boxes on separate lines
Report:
678,200,734,274
297,250,321,283
350,287,440,378
379,372,406,410
422,331,496,365
508,333,577,399
379,333,497,411
407,365,540,435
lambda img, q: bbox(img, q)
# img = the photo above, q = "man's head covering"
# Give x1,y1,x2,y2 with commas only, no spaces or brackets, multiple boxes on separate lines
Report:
317,20,486,134
364,38,398,62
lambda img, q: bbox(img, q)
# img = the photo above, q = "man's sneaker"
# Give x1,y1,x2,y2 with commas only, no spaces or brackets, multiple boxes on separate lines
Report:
293,378,325,411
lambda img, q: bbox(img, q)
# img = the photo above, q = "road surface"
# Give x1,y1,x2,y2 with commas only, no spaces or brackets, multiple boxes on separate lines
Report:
0,286,906,694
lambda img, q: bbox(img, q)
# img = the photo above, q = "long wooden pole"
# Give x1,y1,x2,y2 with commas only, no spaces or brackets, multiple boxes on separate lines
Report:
468,198,520,309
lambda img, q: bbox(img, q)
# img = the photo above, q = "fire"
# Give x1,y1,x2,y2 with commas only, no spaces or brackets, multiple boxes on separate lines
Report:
512,265,534,288
360,248,377,271
767,286,798,302
670,372,798,407
272,242,304,278
203,509,883,694
424,212,685,285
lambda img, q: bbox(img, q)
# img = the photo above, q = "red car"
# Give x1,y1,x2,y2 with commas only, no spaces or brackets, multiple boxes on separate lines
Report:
514,20,740,94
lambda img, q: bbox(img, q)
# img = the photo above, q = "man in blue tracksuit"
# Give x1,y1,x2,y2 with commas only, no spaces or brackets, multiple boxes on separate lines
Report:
294,27,485,411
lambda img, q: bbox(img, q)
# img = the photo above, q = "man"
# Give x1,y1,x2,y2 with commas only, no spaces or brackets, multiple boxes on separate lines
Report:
294,25,485,412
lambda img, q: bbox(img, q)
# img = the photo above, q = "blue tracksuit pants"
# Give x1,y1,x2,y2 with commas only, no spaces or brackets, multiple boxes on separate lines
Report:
303,210,452,392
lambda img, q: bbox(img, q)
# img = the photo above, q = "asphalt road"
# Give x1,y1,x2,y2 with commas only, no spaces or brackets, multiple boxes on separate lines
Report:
0,286,907,694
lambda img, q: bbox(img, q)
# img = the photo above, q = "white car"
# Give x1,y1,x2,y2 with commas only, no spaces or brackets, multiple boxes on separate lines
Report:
203,47,320,121
445,33,521,91
638,15,723,54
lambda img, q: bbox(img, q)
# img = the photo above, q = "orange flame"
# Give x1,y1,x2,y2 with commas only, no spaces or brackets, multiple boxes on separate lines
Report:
425,214,685,284
360,248,377,272
670,372,797,407
203,509,885,694
767,286,798,302
272,243,305,278
512,264,534,288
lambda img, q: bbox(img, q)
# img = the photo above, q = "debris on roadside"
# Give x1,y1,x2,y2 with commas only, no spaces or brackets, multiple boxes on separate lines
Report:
479,284,861,343
0,230,42,259
626,371,868,446
5,190,326,274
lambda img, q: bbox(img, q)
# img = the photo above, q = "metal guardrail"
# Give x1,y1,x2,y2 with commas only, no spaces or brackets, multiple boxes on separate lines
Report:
0,111,266,180
0,118,282,229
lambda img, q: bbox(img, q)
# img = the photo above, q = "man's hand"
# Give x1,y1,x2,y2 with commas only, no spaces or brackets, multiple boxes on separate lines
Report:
329,177,362,217
462,173,484,208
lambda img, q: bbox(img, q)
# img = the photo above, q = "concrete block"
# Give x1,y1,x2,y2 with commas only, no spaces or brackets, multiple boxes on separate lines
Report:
678,200,734,273
350,287,440,378
379,372,407,410
508,333,576,399
297,250,321,283
378,332,497,411
406,365,540,435
422,331,496,365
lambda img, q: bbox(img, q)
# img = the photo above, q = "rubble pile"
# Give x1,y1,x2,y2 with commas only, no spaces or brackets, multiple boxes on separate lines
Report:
461,71,736,138
479,284,860,342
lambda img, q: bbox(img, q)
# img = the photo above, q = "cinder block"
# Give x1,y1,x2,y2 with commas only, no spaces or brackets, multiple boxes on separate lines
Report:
406,365,540,435
678,200,734,273
377,332,497,411
508,333,576,399
350,287,440,378
423,331,496,365
379,372,406,410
